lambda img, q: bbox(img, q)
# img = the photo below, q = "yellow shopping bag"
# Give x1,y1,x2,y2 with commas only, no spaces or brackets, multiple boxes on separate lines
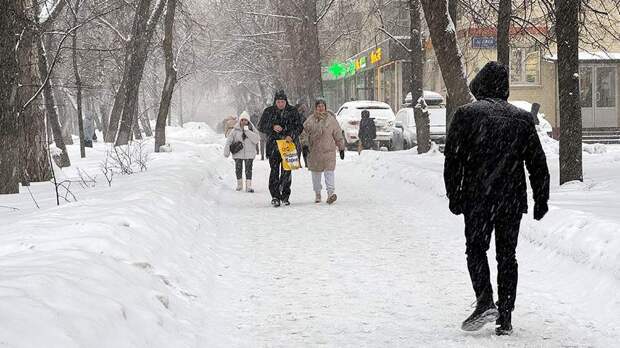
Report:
276,140,301,171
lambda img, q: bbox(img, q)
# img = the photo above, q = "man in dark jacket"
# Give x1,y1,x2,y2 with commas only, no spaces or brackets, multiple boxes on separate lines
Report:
444,62,550,336
358,110,376,153
258,90,303,207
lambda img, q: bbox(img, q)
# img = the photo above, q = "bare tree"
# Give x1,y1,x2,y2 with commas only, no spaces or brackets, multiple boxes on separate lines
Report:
0,0,22,194
421,0,474,128
496,0,512,66
115,0,167,146
18,0,52,183
155,0,179,152
556,0,582,184
37,1,71,167
71,0,87,158
409,0,431,153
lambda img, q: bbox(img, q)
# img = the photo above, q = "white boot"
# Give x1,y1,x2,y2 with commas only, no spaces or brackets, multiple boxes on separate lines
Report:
246,180,254,193
236,179,243,191
315,192,321,203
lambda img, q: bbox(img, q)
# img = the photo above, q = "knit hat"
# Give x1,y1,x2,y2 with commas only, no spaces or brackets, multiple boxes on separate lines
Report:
274,90,287,101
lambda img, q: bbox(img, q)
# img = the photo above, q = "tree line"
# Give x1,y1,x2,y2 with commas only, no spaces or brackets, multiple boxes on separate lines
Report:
1,0,618,195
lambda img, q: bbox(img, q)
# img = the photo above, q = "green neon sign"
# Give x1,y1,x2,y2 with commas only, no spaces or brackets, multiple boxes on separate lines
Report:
327,61,357,78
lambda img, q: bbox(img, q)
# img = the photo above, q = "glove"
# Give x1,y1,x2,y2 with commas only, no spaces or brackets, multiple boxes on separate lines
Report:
449,200,463,215
533,201,548,221
339,150,345,160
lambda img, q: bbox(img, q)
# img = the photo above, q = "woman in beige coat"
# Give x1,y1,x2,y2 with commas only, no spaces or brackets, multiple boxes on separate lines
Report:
302,99,345,204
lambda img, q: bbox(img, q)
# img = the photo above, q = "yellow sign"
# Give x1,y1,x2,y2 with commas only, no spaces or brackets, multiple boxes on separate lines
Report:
354,56,367,71
370,47,383,64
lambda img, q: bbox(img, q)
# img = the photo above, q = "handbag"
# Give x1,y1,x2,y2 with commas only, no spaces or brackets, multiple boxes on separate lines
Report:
230,140,244,154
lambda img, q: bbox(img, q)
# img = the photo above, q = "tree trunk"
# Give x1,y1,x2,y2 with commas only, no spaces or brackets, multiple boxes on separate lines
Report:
105,70,128,143
53,77,74,144
278,1,323,104
115,0,166,146
71,0,86,158
421,0,474,130
99,102,109,140
18,0,51,183
0,0,22,194
302,0,323,102
178,83,184,127
37,37,71,167
448,0,458,24
140,95,153,137
409,0,430,153
497,0,511,66
132,98,142,140
556,0,582,184
155,0,178,152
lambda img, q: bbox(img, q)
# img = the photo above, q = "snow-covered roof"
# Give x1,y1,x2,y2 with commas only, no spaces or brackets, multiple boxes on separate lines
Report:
404,91,445,103
340,100,392,109
545,51,620,61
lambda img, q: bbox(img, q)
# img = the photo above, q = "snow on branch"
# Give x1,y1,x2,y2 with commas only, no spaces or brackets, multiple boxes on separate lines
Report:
377,27,411,53
233,31,286,38
39,0,66,26
147,0,167,30
315,0,337,25
239,11,303,22
97,17,128,42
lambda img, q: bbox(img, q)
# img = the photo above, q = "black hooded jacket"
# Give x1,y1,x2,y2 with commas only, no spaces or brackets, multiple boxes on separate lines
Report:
258,94,303,156
443,62,550,215
358,114,377,149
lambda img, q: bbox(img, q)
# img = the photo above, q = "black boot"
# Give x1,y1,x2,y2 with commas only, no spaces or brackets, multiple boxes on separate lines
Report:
271,198,281,207
281,197,290,206
495,311,513,336
461,302,499,332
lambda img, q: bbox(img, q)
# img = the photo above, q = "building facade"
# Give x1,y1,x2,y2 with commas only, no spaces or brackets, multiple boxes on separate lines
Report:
323,2,620,133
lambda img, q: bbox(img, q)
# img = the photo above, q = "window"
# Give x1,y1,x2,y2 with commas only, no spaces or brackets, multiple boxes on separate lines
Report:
580,67,593,108
510,46,540,85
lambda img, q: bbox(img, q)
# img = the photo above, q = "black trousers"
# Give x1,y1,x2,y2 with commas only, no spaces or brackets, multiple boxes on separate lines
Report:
268,155,291,200
234,159,253,180
464,211,522,315
259,135,267,160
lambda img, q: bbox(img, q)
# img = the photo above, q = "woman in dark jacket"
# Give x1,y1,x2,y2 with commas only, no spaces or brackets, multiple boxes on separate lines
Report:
357,110,376,153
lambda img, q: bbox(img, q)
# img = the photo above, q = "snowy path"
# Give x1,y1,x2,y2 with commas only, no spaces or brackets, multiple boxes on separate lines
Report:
1,128,618,347
199,155,620,347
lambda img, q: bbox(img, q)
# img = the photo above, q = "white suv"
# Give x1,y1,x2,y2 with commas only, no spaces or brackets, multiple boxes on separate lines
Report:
335,101,396,150
396,91,447,149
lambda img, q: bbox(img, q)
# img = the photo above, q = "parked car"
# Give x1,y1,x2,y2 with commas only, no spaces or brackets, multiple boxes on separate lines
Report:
396,91,447,150
335,101,396,150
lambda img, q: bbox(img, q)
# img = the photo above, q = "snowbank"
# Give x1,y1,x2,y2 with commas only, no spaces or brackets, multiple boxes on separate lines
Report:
0,124,233,347
351,145,620,279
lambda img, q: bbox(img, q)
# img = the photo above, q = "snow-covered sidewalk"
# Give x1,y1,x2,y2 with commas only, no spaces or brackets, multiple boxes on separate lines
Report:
1,125,618,347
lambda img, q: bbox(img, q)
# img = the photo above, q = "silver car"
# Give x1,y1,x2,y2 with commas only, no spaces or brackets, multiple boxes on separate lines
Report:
396,92,447,149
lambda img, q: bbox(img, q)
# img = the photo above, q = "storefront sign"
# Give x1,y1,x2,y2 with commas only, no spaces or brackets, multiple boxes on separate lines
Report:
355,56,367,71
327,47,385,79
472,36,497,49
370,47,383,64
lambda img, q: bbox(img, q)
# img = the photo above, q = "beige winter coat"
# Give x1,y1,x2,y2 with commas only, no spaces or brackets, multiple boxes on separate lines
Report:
302,110,345,172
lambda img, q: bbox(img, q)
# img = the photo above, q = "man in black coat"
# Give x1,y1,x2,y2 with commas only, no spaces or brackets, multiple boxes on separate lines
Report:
444,61,550,335
258,90,303,207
